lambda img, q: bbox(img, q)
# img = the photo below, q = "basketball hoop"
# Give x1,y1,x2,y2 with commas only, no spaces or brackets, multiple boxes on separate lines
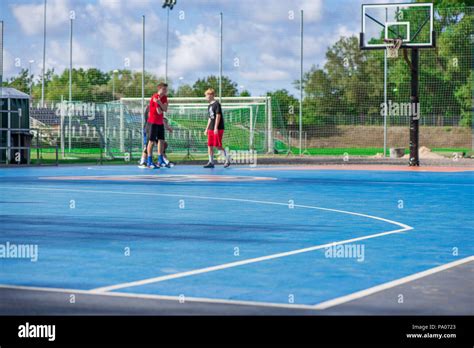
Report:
384,38,403,58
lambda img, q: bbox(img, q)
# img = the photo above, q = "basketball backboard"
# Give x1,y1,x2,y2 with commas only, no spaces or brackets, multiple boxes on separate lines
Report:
360,3,435,50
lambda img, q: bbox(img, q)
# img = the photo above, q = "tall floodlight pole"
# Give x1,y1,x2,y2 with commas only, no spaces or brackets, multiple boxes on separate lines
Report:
0,21,4,88
409,49,420,166
219,12,223,101
162,0,176,84
69,12,74,103
68,11,74,153
142,15,145,132
112,69,119,100
177,76,184,96
41,0,47,107
29,60,34,97
299,10,304,156
112,73,115,100
383,8,388,157
165,8,169,83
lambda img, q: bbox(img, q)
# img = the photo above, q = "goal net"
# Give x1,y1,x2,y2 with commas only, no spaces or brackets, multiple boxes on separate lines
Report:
120,96,272,155
30,96,273,161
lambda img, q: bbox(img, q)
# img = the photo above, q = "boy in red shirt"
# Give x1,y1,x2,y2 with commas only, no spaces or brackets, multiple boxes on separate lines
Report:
145,82,172,168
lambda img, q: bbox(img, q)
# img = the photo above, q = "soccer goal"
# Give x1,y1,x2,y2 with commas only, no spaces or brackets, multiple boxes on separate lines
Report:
120,96,273,154
49,100,142,160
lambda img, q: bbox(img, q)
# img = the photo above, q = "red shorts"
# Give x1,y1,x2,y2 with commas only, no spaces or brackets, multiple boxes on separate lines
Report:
207,129,224,147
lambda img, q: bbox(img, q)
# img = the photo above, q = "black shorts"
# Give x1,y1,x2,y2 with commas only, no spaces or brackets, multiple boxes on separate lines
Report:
146,123,165,142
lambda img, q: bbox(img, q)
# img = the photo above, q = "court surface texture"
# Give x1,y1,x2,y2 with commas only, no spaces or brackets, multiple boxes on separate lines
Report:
0,164,472,315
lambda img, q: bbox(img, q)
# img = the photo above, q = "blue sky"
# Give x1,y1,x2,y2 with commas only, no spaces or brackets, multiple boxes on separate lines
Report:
1,0,398,96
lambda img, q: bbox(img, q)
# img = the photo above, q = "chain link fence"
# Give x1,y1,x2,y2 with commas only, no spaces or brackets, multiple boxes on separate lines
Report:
1,2,472,163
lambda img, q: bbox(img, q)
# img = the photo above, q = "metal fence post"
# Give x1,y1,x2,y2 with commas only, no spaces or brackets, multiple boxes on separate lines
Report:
299,9,304,156
36,130,40,165
7,99,11,163
55,142,59,166
99,137,103,165
128,129,132,161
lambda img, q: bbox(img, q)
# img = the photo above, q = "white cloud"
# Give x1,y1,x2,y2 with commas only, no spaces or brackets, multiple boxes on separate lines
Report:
12,0,71,36
3,49,16,77
125,51,143,70
97,11,160,51
241,0,323,24
240,69,290,82
333,25,358,42
4,0,373,95
168,25,219,78
98,0,121,11
96,0,157,13
43,39,95,72
84,3,101,21
301,24,358,59
99,21,125,50
300,0,324,23
259,53,298,70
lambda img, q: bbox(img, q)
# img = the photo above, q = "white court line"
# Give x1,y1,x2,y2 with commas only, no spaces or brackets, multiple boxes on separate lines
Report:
0,185,412,229
91,228,409,293
0,284,315,311
0,185,470,311
0,185,413,293
0,256,472,312
0,284,317,310
313,255,474,309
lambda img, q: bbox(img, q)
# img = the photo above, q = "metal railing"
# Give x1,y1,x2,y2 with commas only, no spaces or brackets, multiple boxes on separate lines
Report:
0,127,59,166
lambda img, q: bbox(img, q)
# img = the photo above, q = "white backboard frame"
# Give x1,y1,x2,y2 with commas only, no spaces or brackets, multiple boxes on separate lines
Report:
385,21,410,42
361,2,434,49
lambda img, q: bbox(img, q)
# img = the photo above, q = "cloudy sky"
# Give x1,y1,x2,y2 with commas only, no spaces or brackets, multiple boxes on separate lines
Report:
1,0,396,96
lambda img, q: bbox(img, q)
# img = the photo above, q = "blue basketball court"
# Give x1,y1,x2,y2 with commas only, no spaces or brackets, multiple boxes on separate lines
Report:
0,164,472,314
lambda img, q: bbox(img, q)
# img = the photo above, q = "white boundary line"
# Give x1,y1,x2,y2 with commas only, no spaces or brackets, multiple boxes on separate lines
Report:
91,228,408,293
0,284,317,310
39,174,277,182
0,185,471,310
0,256,472,312
0,185,413,293
0,185,413,230
313,255,474,309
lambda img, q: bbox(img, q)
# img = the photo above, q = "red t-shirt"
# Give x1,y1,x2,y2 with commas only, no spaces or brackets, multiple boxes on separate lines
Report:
148,94,167,125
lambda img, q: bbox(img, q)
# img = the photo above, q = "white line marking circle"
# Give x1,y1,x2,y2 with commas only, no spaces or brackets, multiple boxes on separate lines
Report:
0,185,414,305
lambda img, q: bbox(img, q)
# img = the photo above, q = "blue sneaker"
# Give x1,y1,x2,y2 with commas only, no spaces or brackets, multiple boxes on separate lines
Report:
147,162,159,169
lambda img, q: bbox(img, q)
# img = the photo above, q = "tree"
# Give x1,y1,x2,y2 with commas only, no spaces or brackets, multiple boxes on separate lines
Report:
192,76,238,97
295,37,384,126
108,70,162,100
31,68,55,103
324,36,384,120
4,69,31,93
176,84,196,97
388,4,473,123
297,66,341,126
86,68,110,86
455,71,473,126
267,89,299,127
292,2,472,129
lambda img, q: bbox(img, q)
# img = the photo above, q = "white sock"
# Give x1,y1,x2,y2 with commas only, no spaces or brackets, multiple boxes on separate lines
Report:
219,149,229,162
209,154,214,164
